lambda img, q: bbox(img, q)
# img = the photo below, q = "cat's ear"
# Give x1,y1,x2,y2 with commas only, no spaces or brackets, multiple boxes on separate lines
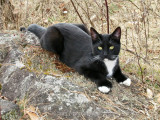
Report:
90,27,100,42
111,27,121,41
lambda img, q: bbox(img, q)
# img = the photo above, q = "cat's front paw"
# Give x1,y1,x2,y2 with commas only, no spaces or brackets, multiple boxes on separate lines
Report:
98,86,111,93
120,78,131,86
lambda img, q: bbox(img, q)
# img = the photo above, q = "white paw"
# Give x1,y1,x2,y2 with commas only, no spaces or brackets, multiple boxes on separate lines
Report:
120,78,131,86
98,86,111,93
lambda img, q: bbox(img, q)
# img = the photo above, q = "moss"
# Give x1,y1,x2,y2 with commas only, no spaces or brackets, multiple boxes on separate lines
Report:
21,45,74,77
2,109,21,120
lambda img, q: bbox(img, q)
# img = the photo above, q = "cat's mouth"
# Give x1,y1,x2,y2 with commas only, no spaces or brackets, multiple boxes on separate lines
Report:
103,55,118,60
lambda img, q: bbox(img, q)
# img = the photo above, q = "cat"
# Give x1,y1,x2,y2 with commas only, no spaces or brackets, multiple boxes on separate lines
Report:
20,23,131,93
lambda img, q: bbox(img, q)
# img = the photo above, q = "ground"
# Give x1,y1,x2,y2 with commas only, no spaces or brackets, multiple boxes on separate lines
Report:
0,30,160,120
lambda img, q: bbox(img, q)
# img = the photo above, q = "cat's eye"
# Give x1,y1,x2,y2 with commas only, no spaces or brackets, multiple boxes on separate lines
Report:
109,46,114,50
98,46,103,50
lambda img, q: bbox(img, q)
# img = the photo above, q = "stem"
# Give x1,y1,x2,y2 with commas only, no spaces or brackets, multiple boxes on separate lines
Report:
84,1,95,28
130,29,144,83
105,0,109,34
121,47,150,65
141,1,148,58
70,0,85,25
127,0,140,10
137,56,144,83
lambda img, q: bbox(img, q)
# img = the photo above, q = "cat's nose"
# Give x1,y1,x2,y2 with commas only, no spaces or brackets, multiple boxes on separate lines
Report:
104,52,108,56
104,53,108,57
104,54,108,58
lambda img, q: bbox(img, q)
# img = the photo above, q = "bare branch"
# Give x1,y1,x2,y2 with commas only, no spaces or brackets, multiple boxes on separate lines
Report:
127,0,140,10
84,1,95,28
104,0,109,34
121,48,150,65
70,0,85,25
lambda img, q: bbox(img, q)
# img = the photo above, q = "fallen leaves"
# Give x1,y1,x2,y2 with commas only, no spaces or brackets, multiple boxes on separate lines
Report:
25,106,40,120
19,105,46,120
53,60,75,73
155,93,160,104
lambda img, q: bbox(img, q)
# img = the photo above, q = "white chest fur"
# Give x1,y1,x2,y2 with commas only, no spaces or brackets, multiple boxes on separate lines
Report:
104,58,117,77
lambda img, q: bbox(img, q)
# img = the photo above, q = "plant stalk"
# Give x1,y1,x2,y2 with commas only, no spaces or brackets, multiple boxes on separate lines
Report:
105,0,109,34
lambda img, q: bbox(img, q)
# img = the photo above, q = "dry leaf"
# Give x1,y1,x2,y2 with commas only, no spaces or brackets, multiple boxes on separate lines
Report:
26,111,39,120
0,96,8,100
155,93,160,98
157,97,160,104
44,19,48,24
59,3,65,8
155,93,160,104
28,106,36,112
90,15,97,21
62,0,70,4
125,22,133,28
146,88,153,99
13,8,20,14
26,106,39,120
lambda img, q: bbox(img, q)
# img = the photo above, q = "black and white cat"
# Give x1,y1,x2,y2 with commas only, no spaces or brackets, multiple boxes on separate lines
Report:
89,27,131,93
21,23,131,93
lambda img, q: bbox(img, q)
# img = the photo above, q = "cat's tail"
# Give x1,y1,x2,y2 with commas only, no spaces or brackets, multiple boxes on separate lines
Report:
20,24,46,39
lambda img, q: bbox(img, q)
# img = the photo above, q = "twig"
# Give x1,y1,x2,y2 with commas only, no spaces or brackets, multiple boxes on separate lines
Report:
84,1,95,28
74,0,95,28
127,0,140,10
124,20,145,82
137,56,144,83
131,30,144,83
70,0,85,25
95,1,104,32
121,45,150,65
41,0,45,25
104,0,109,34
95,1,107,19
141,1,149,59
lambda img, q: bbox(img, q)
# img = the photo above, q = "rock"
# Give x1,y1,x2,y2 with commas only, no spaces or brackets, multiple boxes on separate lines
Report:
0,98,19,115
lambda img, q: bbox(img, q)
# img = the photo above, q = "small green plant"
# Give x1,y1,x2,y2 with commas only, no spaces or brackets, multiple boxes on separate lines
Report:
2,110,20,120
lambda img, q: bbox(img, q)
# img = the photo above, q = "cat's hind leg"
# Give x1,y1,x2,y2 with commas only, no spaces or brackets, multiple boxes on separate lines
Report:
113,66,131,86
73,24,90,35
40,26,64,55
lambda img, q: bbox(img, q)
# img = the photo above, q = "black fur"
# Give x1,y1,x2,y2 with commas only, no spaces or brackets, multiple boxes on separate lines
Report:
90,27,129,84
21,23,130,93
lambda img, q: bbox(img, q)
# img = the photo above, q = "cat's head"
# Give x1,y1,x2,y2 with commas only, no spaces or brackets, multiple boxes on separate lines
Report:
90,27,121,60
